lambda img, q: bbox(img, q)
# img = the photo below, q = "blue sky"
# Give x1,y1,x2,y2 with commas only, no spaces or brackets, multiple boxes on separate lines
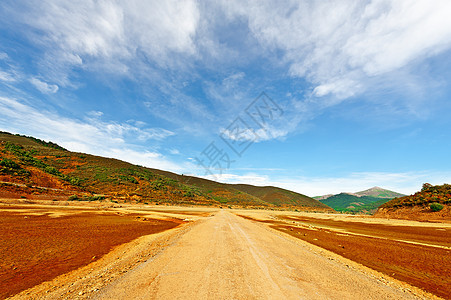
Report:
1,1,451,196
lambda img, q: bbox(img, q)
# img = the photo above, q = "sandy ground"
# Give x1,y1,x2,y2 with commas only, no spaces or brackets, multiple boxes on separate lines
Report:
10,209,442,299
96,210,439,299
5,203,448,299
236,209,451,228
0,205,188,298
236,209,451,298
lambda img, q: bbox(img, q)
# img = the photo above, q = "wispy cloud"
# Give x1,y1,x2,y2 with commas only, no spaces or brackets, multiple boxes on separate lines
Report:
0,96,182,171
2,0,200,86
200,170,451,197
29,77,59,94
103,148,183,172
220,125,288,142
169,149,180,155
0,70,16,82
222,0,451,100
3,1,449,137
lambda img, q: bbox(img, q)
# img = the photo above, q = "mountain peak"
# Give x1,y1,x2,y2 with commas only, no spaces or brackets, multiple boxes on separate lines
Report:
355,187,405,198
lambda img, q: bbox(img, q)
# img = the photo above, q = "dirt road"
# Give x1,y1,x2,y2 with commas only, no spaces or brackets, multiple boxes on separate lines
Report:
92,210,424,299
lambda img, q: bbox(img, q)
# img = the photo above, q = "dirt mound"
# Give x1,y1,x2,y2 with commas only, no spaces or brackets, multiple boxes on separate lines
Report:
375,205,451,222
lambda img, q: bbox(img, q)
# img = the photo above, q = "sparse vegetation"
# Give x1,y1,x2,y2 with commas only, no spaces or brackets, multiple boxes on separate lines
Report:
3,141,82,186
0,158,30,177
0,131,330,209
380,183,451,209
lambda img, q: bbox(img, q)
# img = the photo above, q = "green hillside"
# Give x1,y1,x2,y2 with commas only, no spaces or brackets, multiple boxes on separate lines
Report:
0,131,330,210
317,187,405,214
320,193,390,213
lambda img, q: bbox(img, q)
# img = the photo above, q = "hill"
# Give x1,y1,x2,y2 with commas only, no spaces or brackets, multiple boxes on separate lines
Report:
355,186,405,198
312,194,333,201
231,184,328,208
0,131,331,210
320,193,388,213
316,187,405,214
375,183,450,221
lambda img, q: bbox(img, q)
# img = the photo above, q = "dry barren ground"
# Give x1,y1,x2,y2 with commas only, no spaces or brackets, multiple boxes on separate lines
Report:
237,210,451,299
0,203,214,298
2,203,448,299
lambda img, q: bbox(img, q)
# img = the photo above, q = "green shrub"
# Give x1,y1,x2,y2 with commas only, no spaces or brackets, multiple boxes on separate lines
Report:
0,158,30,176
118,175,138,184
69,177,82,186
182,186,202,198
68,195,79,201
430,202,444,212
0,158,20,169
44,166,61,176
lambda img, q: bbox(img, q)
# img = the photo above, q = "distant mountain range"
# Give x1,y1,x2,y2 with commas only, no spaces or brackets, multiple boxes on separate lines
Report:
314,187,405,213
0,131,331,211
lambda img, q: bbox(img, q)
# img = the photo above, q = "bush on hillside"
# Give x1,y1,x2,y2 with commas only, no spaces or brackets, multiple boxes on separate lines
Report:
0,158,20,169
430,202,444,212
380,183,451,209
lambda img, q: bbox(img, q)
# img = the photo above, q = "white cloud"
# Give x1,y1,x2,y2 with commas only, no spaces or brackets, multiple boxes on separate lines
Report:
205,72,247,106
124,0,199,58
221,125,288,142
200,172,270,185
2,0,451,150
29,77,59,94
87,111,104,118
99,122,174,142
222,0,451,99
103,148,183,172
0,71,16,82
169,149,180,155
196,170,451,197
5,1,451,101
312,78,361,99
5,0,200,85
0,96,180,171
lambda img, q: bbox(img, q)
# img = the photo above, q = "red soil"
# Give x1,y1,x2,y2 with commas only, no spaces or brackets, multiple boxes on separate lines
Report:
240,215,451,299
281,215,451,247
0,208,182,298
375,205,451,222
